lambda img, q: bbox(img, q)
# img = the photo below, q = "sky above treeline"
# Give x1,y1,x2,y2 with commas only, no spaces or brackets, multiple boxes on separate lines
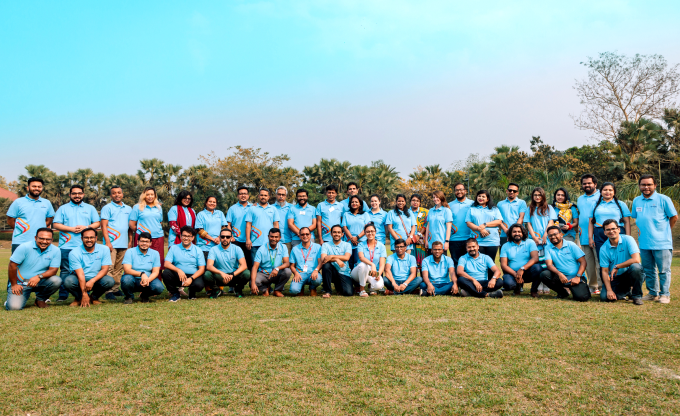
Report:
2,1,680,181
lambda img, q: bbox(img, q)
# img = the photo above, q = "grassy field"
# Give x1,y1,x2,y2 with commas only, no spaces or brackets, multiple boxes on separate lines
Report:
1,245,679,416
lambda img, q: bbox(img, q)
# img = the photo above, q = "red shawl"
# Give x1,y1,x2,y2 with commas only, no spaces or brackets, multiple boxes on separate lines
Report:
170,205,196,244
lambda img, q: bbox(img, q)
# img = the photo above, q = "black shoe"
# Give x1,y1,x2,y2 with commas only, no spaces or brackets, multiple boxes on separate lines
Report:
209,289,223,299
123,298,134,305
489,289,503,299
111,290,124,297
104,293,117,301
633,298,644,306
140,297,150,303
459,288,469,297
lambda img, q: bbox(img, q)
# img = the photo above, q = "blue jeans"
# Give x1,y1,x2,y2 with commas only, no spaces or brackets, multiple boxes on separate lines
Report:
120,274,165,299
600,263,645,301
419,281,453,296
289,272,323,295
640,249,672,297
5,276,63,310
63,274,115,301
458,277,503,298
58,249,72,299
502,264,544,293
384,276,423,294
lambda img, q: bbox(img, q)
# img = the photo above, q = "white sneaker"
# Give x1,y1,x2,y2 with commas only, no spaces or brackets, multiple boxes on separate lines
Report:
658,295,671,304
642,294,659,301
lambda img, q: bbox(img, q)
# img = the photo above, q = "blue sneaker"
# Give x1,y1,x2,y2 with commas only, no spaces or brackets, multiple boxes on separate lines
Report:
169,293,181,302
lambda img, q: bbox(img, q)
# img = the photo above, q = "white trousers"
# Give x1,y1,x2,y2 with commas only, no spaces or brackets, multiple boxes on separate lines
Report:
351,262,385,291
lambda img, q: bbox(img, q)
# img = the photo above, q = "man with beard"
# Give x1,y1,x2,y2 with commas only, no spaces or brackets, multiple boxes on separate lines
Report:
340,182,369,213
384,238,422,295
540,226,591,302
251,228,291,297
316,185,343,244
274,186,295,254
204,227,250,298
497,183,527,246
577,174,602,294
599,219,645,305
499,223,542,296
245,188,280,264
100,185,133,300
63,228,114,307
287,188,317,248
121,232,164,304
288,227,323,296
53,185,101,302
456,238,503,298
448,183,475,266
7,177,55,253
163,226,206,302
319,224,353,298
227,186,253,270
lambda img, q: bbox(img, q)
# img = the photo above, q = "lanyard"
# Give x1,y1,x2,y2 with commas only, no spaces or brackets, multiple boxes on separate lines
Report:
301,244,313,264
267,244,278,267
367,242,376,263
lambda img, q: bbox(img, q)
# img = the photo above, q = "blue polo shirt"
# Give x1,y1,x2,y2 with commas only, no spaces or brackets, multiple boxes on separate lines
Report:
367,209,388,244
166,243,205,275
122,246,161,275
545,241,585,277
9,241,61,285
273,202,294,243
195,209,228,252
68,244,113,280
426,206,453,249
340,197,370,213
7,195,55,245
386,253,417,282
631,192,678,250
458,253,495,281
500,239,538,271
465,205,503,246
129,204,164,239
226,202,252,243
523,205,558,244
287,203,316,242
54,201,101,249
449,198,474,241
245,204,281,247
289,242,322,275
588,199,631,227
100,201,132,249
321,240,352,275
316,200,344,242
253,243,289,274
208,244,245,274
497,198,528,237
421,255,455,285
385,210,415,250
342,211,370,244
599,234,640,275
356,241,387,269
167,205,195,247
577,191,600,245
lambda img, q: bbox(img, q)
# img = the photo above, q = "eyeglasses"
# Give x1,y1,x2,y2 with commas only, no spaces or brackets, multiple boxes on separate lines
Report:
276,193,286,196
507,189,518,193
640,184,655,187
299,233,311,236
220,235,232,239
71,192,84,196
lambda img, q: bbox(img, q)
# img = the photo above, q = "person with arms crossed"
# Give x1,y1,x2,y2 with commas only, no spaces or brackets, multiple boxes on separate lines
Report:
120,232,164,304
340,182,369,213
539,226,591,302
577,174,602,294
465,190,504,263
551,188,579,243
274,186,295,254
587,182,631,257
129,187,165,267
63,228,114,307
319,225,353,298
342,195,370,270
420,241,458,296
424,190,453,260
456,238,503,298
6,177,54,253
384,238,422,295
167,190,196,250
204,227,250,298
499,224,542,296
386,194,416,254
5,228,61,310
287,188,317,248
316,185,343,244
497,183,527,247
195,195,228,261
449,183,474,266
598,219,645,305
163,226,206,302
251,228,291,297
351,223,386,297
288,227,323,297
100,185,133,301
246,188,280,263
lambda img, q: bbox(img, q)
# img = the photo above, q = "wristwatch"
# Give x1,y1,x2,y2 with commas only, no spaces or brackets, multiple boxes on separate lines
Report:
38,274,44,279
274,267,279,272
520,267,525,271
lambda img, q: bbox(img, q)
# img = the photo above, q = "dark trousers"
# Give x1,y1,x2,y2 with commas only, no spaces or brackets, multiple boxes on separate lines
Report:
11,244,20,254
593,226,626,258
600,263,645,301
233,241,253,271
58,248,72,299
161,269,205,297
254,269,291,294
449,241,468,267
458,277,503,298
203,270,251,293
478,245,499,279
349,247,359,270
321,263,354,296
540,270,591,302
502,263,543,293
384,276,423,294
499,236,508,247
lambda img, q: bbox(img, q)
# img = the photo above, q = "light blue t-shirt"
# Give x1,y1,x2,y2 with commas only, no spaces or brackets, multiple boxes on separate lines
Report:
166,244,206,275
100,202,133,249
458,253,495,281
631,192,678,250
167,205,195,247
523,205,558,244
287,203,316,242
599,234,640,275
577,191,600,245
7,195,55,245
342,211,370,244
254,243,289,274
386,253,417,282
421,255,455,285
426,206,453,249
465,205,503,247
289,242,322,275
9,241,61,286
207,244,245,274
355,240,387,269
122,246,161,275
385,210,415,250
497,198,528,237
245,204,281,247
316,200,344,242
54,201,101,249
321,240,352,275
68,244,113,280
545,241,585,277
340,197,370,213
367,209,388,244
274,202,294,243
449,198,474,241
500,239,538,272
588,199,631,227
553,205,579,239
195,209,228,252
129,204,164,239
226,202,252,243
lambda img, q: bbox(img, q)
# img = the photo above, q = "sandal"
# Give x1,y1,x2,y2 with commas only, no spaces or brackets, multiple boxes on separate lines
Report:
322,293,331,299
359,290,369,297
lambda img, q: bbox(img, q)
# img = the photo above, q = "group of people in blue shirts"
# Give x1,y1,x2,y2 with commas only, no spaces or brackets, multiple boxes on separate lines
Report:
4,172,677,309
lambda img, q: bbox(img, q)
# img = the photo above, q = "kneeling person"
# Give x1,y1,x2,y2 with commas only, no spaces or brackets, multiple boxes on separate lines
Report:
251,228,291,297
64,228,115,307
205,227,250,298
163,226,206,301
6,228,61,310
421,241,458,296
289,227,322,296
599,219,645,305
319,225,353,298
457,238,503,298
351,223,386,297
499,224,542,296
540,226,591,302
121,232,164,303
384,238,422,295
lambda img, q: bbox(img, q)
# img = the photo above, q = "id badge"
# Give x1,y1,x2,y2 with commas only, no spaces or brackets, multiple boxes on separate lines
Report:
303,265,308,272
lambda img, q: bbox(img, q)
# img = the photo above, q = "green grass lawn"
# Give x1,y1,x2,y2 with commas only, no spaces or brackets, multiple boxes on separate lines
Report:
0,246,679,415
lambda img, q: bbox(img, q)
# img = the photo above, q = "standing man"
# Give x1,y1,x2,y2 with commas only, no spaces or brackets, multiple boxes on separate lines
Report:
599,219,645,305
245,188,280,263
204,227,250,298
497,183,527,247
288,227,323,296
100,185,133,300
449,183,475,266
251,228,291,297
420,241,458,296
456,238,503,298
63,228,115,307
340,182,369,213
540,226,591,302
499,224,542,296
632,174,678,304
577,174,601,294
319,225,353,298
5,228,61,310
226,186,253,269
384,239,422,295
316,185,344,244
162,226,206,302
52,184,101,302
287,188,317,248
274,186,294,254
7,177,55,254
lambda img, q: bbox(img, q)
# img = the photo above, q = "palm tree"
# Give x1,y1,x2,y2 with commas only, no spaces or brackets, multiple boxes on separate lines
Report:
609,118,662,181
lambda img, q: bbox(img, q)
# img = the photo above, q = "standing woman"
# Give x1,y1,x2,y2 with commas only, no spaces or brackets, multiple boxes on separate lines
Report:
386,194,416,254
588,182,631,257
524,187,558,250
425,190,452,254
342,195,370,270
409,194,429,274
351,223,387,296
367,194,388,245
168,191,196,249
551,188,579,243
195,195,228,261
129,187,165,268
465,190,503,261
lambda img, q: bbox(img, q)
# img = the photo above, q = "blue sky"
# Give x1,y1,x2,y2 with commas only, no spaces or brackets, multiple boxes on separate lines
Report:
2,1,680,181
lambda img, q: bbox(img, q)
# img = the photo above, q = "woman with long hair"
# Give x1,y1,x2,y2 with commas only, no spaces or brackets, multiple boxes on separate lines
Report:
410,193,429,274
588,182,631,257
524,187,557,294
551,188,579,243
425,190,453,255
341,195,370,269
351,223,386,297
129,187,165,268
168,190,196,249
195,195,228,261
464,190,503,261
386,194,416,254
367,194,388,245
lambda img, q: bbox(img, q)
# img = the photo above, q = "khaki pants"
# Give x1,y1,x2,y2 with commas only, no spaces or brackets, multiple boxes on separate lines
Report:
107,248,128,293
581,244,601,291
